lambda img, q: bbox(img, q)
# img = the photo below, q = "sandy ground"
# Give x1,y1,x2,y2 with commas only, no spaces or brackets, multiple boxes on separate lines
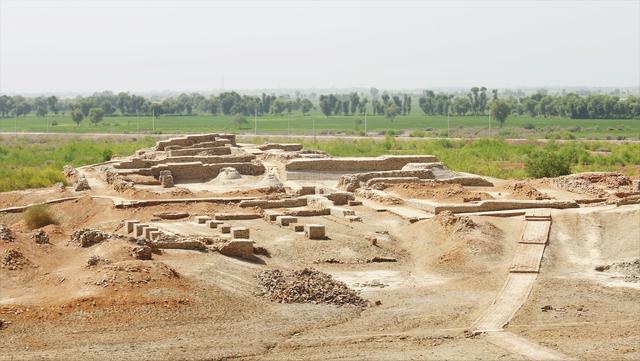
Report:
1,141,639,360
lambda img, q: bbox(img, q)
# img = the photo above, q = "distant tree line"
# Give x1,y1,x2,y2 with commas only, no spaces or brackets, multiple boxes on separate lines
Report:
418,87,640,119
0,88,638,124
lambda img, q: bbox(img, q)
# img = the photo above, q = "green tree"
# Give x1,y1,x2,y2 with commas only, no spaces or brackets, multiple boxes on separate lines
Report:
384,102,399,121
71,108,84,126
88,107,105,125
233,114,249,129
300,99,313,115
490,100,510,127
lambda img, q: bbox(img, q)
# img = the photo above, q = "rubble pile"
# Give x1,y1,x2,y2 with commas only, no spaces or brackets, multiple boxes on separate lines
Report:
71,229,117,247
505,182,550,200
433,211,477,233
0,224,15,242
552,172,634,197
257,268,368,308
31,230,50,244
595,258,640,282
1,248,28,270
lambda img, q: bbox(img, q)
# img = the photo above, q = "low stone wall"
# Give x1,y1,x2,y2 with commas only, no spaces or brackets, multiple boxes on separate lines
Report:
114,154,255,169
407,199,579,214
155,133,236,150
214,212,262,220
152,240,206,250
257,143,303,151
165,139,232,151
283,208,331,217
286,155,439,172
168,147,231,157
239,198,307,209
337,169,434,191
148,161,265,181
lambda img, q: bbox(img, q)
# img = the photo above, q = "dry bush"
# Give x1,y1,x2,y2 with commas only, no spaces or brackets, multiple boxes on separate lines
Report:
23,204,57,230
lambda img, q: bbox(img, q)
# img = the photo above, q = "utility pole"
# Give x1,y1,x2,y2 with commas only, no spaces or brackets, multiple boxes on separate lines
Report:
447,109,450,138
364,110,367,136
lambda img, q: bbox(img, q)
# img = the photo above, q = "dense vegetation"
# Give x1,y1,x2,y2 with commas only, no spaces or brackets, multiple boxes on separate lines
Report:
279,137,640,179
0,137,154,192
1,88,637,124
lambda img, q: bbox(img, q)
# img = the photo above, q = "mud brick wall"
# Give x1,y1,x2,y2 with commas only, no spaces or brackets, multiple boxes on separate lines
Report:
285,155,439,172
155,133,236,150
239,198,307,209
114,154,255,169
168,147,232,157
148,161,265,181
257,143,304,151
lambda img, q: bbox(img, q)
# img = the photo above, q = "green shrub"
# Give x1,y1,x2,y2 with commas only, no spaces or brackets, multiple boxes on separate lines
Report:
522,123,536,130
409,130,426,137
23,204,57,229
102,149,113,161
525,150,571,178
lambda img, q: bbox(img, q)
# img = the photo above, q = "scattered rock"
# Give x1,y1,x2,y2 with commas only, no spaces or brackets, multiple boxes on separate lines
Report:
31,230,49,244
433,211,477,233
87,255,110,267
257,268,368,308
1,248,28,270
74,175,91,192
71,229,112,247
0,224,15,242
594,258,640,282
53,182,66,192
131,246,153,260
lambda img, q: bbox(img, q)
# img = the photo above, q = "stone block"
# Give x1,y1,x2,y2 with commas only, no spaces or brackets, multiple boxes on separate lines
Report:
143,227,158,239
220,224,231,233
276,216,297,226
231,227,250,239
125,220,140,234
194,215,212,224
134,223,149,237
304,224,325,239
206,220,224,228
291,224,304,232
348,200,363,206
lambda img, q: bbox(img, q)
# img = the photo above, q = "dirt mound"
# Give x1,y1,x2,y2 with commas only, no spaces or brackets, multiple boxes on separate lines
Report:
217,167,242,180
257,268,368,308
433,211,478,233
386,182,493,202
0,224,15,242
505,182,550,200
1,248,30,270
595,258,640,282
91,260,180,288
552,172,634,197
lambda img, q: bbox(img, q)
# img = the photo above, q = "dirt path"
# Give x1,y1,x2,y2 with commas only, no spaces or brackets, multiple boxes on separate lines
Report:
473,213,577,360
484,331,577,361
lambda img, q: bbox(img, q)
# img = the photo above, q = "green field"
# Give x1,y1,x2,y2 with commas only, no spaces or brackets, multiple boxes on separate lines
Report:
1,111,638,140
0,137,155,192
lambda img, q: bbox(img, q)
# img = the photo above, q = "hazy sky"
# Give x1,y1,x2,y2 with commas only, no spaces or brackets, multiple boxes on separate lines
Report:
1,0,638,93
